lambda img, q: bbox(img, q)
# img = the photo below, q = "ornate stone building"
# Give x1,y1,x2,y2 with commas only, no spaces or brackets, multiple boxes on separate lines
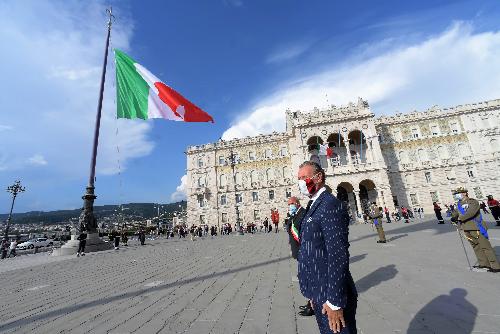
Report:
186,98,500,226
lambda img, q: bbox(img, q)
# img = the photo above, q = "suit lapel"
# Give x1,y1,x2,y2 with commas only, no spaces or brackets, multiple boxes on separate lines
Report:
303,191,328,223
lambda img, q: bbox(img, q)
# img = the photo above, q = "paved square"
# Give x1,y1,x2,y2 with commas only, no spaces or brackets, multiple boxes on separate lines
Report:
0,219,499,334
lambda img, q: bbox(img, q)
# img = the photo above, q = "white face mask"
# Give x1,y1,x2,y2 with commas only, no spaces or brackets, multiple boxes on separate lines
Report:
454,193,463,201
298,180,310,197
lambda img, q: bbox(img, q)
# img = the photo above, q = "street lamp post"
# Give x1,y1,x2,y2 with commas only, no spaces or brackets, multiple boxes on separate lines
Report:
2,180,25,259
228,150,244,235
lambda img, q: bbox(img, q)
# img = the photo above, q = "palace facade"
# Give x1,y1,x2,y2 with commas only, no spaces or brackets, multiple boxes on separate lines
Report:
185,98,500,226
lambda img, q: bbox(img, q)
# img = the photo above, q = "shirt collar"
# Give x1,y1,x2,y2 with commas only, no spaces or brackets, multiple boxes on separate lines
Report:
310,186,326,206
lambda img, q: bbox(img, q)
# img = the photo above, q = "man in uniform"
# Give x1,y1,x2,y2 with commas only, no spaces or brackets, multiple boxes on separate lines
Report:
368,202,386,243
451,187,500,273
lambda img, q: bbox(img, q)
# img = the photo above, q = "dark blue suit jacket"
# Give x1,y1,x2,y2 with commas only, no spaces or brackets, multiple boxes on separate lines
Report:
298,190,356,308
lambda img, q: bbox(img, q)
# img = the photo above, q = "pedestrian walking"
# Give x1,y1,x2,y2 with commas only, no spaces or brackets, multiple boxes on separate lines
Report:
487,195,500,226
451,187,500,273
296,161,357,334
271,209,280,233
433,202,445,224
8,238,18,258
384,207,391,223
138,228,146,245
402,206,410,223
77,231,87,257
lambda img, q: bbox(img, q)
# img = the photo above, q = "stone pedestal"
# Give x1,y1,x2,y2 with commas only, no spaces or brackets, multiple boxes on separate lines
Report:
51,233,112,256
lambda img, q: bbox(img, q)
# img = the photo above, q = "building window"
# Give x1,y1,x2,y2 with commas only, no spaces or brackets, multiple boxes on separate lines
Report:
199,215,206,224
197,176,205,187
248,151,255,161
197,158,204,167
286,188,292,198
466,168,475,178
234,153,240,162
411,128,420,139
438,146,449,159
280,146,288,157
197,195,205,208
446,168,457,180
430,191,439,202
236,193,242,203
265,148,272,159
424,172,432,183
253,210,260,220
450,122,459,133
221,213,228,223
283,166,290,179
219,156,225,165
266,168,275,181
393,129,402,142
431,125,440,136
220,195,227,205
269,190,275,200
418,149,428,162
251,170,259,184
410,193,419,206
252,191,259,202
473,187,483,199
235,172,242,185
219,174,227,187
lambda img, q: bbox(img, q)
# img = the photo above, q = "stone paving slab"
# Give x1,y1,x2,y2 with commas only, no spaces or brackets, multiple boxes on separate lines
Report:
0,218,499,334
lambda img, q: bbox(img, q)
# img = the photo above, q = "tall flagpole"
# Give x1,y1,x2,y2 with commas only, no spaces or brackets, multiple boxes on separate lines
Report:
80,7,114,234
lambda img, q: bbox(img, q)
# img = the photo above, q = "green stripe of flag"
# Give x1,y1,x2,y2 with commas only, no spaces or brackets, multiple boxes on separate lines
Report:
115,49,149,119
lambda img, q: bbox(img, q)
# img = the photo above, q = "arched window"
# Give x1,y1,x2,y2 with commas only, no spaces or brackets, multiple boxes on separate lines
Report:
197,176,205,187
457,143,470,157
283,166,290,179
418,149,428,162
438,145,449,159
235,172,242,185
197,157,204,168
266,168,275,181
398,151,409,164
251,170,259,183
219,174,227,187
490,138,498,152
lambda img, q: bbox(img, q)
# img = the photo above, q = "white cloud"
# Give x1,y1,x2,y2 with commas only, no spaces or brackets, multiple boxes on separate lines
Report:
0,0,153,177
28,154,48,166
0,125,13,132
266,41,312,64
222,22,500,140
170,175,187,202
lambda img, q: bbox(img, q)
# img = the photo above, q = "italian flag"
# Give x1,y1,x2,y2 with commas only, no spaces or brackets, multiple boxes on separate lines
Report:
114,49,214,123
291,223,300,243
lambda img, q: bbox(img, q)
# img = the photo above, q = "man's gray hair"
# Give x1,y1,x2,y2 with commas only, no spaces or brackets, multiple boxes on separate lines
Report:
299,161,325,183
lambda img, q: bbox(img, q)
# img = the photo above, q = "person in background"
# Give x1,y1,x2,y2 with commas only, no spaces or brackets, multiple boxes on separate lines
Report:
433,202,445,224
384,207,391,223
77,230,87,257
487,195,500,226
8,238,18,258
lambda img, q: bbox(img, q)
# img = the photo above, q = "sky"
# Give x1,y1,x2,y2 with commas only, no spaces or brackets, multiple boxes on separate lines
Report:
1,0,500,213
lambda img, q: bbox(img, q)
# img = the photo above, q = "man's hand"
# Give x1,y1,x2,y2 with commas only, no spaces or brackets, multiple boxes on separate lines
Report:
322,303,345,333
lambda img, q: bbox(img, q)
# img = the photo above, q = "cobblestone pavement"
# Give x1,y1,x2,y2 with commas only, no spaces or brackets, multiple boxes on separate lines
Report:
0,219,499,334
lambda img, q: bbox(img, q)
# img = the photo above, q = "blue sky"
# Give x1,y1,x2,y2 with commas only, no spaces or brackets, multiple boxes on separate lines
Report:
1,0,500,213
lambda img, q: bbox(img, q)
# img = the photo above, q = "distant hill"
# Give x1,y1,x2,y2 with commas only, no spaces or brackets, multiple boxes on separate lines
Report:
0,201,187,225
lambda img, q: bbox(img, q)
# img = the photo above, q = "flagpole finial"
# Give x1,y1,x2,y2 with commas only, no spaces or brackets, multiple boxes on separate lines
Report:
106,6,115,29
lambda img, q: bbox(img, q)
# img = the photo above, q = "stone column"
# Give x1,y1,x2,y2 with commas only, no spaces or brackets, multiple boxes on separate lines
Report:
353,190,363,216
344,138,353,165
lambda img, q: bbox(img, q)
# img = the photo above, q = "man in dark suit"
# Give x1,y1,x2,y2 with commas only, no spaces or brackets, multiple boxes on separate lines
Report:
297,161,357,334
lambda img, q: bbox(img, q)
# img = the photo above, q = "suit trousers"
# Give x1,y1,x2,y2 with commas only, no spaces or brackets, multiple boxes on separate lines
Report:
464,230,500,269
312,290,357,334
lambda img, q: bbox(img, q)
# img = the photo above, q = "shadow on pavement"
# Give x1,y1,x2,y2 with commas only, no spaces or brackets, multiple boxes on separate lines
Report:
350,253,367,264
0,255,291,331
350,221,455,244
407,288,477,333
387,234,408,242
494,246,500,257
355,264,397,294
